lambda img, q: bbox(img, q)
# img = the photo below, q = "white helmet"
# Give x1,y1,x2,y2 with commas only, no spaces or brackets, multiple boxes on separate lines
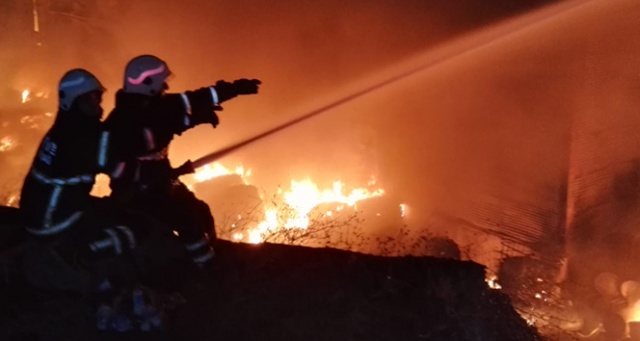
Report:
58,69,104,111
123,55,171,96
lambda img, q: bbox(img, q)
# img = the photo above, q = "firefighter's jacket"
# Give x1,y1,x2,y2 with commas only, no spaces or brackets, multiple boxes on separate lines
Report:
19,111,128,236
104,86,226,194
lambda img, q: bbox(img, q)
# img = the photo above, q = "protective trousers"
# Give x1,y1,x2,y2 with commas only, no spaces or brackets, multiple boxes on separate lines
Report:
126,180,216,269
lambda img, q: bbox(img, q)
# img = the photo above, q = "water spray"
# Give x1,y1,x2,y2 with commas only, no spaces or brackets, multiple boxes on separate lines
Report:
190,0,597,168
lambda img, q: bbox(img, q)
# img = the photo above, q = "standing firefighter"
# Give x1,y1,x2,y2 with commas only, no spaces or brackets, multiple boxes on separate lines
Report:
104,54,260,270
19,68,141,294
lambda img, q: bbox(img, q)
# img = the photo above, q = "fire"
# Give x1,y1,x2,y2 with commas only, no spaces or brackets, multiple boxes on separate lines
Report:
624,298,640,323
189,163,251,185
0,136,16,152
6,194,18,207
19,88,49,104
486,275,502,290
399,203,407,217
21,89,30,103
280,179,383,228
189,162,384,244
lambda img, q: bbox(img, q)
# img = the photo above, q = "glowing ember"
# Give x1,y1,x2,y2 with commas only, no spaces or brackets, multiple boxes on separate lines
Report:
485,275,502,290
0,136,16,152
6,194,18,207
526,317,536,327
21,89,30,103
232,232,243,241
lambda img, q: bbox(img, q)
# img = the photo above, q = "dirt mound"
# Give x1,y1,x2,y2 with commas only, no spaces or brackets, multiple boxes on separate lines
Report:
1,240,541,341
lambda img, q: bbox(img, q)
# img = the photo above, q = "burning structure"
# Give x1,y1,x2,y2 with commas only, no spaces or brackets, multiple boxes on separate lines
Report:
1,0,640,339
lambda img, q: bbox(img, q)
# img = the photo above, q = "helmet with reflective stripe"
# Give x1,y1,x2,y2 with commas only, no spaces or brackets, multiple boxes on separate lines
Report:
123,55,171,96
58,69,104,111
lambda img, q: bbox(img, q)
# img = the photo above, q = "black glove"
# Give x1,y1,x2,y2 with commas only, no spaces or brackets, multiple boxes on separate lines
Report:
233,78,261,95
190,105,221,128
214,78,261,102
208,105,222,128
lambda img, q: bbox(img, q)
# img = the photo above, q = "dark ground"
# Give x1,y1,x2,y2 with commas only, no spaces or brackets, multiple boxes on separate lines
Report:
0,233,541,341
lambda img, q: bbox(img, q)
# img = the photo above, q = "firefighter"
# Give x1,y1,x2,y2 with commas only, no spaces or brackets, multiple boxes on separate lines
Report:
19,68,141,294
104,54,260,270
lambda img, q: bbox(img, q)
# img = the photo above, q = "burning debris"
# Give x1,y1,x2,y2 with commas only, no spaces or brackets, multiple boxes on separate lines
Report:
181,162,386,244
0,89,55,208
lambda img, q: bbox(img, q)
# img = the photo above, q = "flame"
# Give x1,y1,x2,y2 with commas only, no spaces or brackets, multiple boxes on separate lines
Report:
0,136,16,152
21,89,30,103
280,179,384,229
20,89,49,105
526,316,536,326
6,194,18,207
186,162,251,186
190,162,384,244
626,300,640,322
485,275,502,290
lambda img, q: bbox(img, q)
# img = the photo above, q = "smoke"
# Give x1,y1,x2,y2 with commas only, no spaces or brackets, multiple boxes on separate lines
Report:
5,0,640,316
110,0,562,169
3,0,600,252
0,0,560,199
4,0,640,331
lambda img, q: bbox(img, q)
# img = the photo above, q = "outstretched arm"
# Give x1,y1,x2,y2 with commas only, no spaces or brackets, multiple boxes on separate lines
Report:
151,78,261,138
177,78,261,129
211,78,261,104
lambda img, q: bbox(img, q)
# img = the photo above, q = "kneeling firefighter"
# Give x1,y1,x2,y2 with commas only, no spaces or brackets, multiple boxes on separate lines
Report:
104,54,261,270
18,68,172,332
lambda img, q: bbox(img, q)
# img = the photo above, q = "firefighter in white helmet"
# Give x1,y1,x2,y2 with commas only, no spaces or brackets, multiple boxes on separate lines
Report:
18,68,184,332
104,54,260,270
19,68,143,304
